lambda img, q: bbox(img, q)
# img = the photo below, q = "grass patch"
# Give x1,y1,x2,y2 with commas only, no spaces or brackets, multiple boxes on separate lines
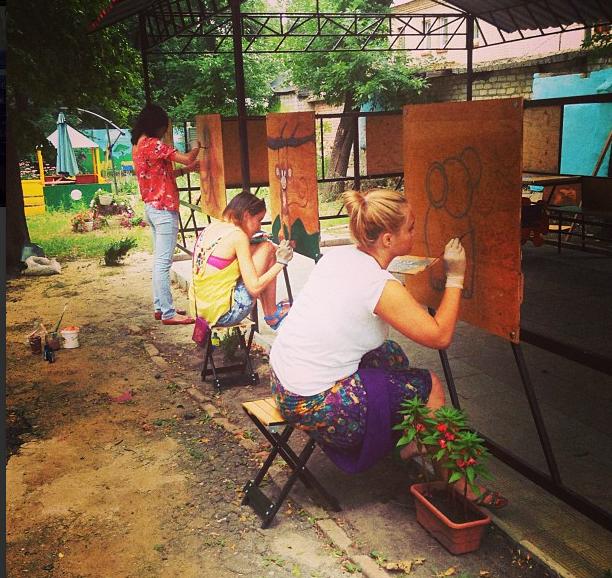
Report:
27,209,152,261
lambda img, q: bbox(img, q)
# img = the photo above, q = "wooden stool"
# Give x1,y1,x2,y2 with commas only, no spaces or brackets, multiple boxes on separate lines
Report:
201,319,259,391
241,397,341,528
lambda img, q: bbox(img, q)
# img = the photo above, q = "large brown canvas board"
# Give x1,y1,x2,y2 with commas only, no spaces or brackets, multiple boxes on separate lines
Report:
195,114,226,219
266,112,320,261
523,106,561,174
403,98,523,343
222,119,269,187
366,115,403,175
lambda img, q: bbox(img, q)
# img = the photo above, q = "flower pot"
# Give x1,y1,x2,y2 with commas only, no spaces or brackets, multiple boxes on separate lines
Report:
410,481,490,555
82,220,94,232
98,193,113,206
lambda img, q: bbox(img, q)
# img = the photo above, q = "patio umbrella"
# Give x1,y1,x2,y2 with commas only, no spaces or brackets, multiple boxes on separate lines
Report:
55,111,79,176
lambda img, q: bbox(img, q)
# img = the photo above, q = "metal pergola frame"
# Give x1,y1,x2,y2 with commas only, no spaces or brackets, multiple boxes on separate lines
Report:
91,0,610,192
91,0,612,530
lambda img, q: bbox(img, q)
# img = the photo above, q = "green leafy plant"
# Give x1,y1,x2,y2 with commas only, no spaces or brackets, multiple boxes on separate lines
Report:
70,209,95,233
103,237,138,266
218,328,241,361
394,397,493,503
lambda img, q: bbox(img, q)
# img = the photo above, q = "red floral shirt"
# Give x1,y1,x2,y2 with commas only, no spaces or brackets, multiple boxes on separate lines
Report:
133,137,179,211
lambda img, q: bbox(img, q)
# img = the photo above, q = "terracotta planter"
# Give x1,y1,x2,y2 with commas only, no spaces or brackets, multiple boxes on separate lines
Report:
410,481,490,555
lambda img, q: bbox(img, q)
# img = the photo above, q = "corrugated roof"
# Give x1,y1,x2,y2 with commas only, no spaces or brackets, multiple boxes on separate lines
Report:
445,1,611,33
89,0,230,32
90,0,611,35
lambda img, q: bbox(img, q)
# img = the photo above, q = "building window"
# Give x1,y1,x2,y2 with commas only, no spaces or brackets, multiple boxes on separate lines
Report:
424,19,432,49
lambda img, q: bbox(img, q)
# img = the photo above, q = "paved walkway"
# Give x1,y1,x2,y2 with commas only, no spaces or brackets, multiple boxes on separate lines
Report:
172,237,612,578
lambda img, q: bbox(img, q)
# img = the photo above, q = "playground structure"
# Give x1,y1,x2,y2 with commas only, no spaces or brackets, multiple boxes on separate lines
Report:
21,131,110,216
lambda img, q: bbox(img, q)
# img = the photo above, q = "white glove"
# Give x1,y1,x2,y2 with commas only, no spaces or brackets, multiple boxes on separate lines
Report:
443,238,466,289
275,240,294,266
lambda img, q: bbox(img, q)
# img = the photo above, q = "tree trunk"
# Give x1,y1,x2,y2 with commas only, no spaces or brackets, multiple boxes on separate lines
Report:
6,116,30,274
325,93,358,201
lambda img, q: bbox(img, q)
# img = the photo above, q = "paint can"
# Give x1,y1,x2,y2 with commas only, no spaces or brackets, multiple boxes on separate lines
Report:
28,334,42,354
60,326,80,349
46,332,61,351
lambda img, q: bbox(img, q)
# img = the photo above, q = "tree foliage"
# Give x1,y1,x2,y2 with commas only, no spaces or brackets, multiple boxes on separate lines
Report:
149,51,282,121
283,0,427,195
6,0,143,270
7,0,142,158
286,0,427,111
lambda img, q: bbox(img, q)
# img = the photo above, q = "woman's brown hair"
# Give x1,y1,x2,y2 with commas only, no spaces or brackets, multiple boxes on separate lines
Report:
343,188,408,247
222,192,266,227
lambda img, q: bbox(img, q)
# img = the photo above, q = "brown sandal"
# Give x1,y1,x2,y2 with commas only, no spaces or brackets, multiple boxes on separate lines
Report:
475,489,508,510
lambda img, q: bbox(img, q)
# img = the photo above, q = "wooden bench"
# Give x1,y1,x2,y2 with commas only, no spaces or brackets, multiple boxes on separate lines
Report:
241,397,341,528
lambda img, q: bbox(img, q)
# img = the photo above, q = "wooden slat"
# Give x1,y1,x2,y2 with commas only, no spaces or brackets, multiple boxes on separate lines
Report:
243,397,286,427
25,206,46,216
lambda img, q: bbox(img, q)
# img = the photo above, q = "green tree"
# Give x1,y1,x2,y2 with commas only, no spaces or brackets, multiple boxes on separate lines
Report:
286,0,427,197
6,0,142,271
150,50,282,121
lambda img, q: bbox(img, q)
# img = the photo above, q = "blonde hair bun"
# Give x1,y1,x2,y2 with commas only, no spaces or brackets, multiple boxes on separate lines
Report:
342,188,407,247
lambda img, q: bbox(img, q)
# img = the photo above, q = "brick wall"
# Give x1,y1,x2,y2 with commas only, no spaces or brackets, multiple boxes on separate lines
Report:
417,51,611,103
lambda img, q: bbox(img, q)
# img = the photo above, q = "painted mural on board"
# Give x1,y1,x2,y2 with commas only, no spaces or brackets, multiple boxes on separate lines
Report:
266,112,320,261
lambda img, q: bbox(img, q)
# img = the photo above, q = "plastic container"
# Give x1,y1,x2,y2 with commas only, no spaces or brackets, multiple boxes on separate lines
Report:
61,326,80,349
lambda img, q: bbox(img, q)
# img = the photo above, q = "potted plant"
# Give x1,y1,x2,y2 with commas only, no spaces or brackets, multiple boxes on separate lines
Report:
95,188,114,206
71,209,95,233
395,398,493,555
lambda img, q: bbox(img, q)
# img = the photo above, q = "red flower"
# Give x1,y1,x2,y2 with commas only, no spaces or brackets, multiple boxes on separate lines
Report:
436,423,448,432
467,457,477,466
444,432,455,441
456,459,466,468
415,423,425,432
438,439,447,448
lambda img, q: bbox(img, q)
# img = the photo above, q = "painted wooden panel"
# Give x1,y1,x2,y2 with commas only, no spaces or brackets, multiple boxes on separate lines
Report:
403,98,523,343
266,112,320,261
222,119,269,187
523,106,561,174
366,115,403,175
196,114,227,219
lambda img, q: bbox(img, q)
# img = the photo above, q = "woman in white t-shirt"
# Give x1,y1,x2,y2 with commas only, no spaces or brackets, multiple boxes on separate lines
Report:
271,187,492,482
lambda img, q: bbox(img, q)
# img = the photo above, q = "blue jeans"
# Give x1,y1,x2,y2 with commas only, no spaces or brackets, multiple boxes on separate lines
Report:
216,281,254,326
145,205,179,320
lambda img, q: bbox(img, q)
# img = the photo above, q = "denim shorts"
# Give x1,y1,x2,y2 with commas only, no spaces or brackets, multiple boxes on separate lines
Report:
216,281,254,326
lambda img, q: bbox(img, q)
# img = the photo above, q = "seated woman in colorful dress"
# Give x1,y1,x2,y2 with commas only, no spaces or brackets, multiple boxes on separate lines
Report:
269,188,506,509
189,192,294,332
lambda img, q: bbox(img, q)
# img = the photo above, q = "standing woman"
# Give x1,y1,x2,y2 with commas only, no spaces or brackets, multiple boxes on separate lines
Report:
132,103,200,325
270,188,505,508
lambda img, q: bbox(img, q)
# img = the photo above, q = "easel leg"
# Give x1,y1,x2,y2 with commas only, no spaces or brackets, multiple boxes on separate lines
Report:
511,341,562,485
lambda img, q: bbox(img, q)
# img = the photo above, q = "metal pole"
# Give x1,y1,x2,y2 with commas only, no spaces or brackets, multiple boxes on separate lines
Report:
428,307,461,408
105,124,120,196
139,13,152,104
466,15,474,101
511,342,562,484
353,114,361,191
230,0,251,192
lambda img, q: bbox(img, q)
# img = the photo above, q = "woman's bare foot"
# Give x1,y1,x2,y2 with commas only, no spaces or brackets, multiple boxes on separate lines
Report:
452,480,508,509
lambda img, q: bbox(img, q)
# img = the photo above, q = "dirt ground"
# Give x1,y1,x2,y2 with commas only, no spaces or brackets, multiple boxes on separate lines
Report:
6,253,364,578
6,253,553,578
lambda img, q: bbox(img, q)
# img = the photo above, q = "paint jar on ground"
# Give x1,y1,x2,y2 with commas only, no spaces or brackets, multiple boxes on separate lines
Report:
60,326,80,349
